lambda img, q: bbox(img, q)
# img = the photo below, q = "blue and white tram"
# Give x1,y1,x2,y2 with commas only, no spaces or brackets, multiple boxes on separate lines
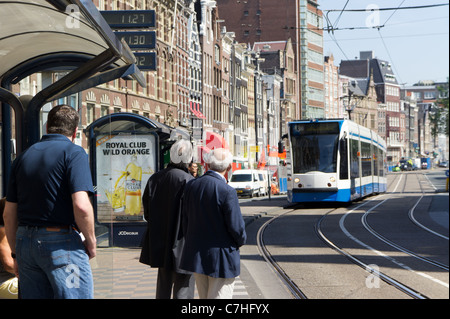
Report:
286,119,386,203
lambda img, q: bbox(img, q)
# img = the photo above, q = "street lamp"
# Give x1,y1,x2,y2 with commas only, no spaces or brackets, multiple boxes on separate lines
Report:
342,89,362,120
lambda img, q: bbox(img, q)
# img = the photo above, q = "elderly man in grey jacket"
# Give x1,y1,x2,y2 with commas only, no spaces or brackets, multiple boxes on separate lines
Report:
139,139,195,299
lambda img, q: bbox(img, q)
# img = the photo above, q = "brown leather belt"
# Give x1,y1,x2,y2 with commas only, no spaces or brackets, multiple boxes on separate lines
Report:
45,225,70,232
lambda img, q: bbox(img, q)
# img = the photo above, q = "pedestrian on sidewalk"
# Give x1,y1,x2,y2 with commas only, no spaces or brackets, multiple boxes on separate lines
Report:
3,104,96,299
180,148,247,299
139,139,195,299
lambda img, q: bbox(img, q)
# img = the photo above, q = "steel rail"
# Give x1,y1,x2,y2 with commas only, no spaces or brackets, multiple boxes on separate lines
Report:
362,173,449,271
408,173,449,240
316,174,429,299
316,210,429,299
256,211,308,299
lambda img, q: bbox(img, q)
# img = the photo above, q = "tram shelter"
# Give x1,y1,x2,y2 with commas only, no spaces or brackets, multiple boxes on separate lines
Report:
0,0,146,193
0,0,161,247
85,113,189,247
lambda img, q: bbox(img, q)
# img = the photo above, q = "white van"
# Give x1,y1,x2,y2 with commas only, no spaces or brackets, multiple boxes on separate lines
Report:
229,169,262,197
257,170,269,196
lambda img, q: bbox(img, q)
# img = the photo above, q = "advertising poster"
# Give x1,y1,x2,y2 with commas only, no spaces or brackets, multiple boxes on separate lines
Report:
95,134,156,223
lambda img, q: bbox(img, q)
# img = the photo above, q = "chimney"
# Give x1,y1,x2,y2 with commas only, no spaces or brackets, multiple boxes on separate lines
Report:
360,51,374,60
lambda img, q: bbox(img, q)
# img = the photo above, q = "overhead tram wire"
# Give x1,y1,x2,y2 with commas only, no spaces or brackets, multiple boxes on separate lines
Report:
382,0,407,27
375,0,408,85
377,29,404,85
332,0,350,30
323,32,449,42
324,3,449,13
296,2,450,34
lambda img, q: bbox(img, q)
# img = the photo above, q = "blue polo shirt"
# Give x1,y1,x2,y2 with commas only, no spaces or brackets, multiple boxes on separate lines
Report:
6,134,94,227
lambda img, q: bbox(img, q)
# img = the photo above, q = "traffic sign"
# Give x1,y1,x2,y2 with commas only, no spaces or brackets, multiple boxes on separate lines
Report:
114,31,156,49
101,10,156,28
133,52,157,71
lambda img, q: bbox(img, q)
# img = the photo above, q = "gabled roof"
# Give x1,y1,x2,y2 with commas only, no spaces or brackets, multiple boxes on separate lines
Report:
253,41,287,53
339,58,398,85
339,60,370,79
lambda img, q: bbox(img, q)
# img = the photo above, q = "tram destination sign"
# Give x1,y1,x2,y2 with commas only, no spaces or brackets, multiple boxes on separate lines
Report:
101,10,156,28
114,31,156,49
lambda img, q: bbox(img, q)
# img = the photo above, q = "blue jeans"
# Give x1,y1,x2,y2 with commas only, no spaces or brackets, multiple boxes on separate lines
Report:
16,226,93,299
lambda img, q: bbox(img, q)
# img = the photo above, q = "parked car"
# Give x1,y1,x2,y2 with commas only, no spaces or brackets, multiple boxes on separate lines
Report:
229,169,262,197
439,161,448,168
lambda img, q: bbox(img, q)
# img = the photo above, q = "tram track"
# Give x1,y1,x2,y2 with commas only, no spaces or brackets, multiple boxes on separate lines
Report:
408,173,449,240
256,172,448,299
257,204,429,299
362,173,449,271
316,208,429,299
318,172,448,298
256,208,308,299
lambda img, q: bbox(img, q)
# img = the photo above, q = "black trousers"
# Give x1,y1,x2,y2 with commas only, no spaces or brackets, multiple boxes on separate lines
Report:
156,268,195,299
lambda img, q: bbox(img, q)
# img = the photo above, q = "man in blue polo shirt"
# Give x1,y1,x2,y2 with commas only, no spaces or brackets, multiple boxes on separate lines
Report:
3,104,96,299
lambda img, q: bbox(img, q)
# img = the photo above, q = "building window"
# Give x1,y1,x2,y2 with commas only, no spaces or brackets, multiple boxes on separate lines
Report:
101,105,109,117
214,45,220,65
424,91,436,100
86,103,95,125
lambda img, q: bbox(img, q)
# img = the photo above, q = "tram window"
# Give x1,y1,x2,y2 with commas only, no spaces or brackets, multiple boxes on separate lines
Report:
379,150,385,177
291,134,338,173
290,123,339,174
339,138,349,180
372,146,379,176
350,139,359,178
361,142,372,177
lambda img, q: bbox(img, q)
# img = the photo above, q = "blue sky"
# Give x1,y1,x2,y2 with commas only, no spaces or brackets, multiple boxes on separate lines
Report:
319,0,449,86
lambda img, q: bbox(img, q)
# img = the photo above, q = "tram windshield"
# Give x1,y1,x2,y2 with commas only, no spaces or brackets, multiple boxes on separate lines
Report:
290,122,339,174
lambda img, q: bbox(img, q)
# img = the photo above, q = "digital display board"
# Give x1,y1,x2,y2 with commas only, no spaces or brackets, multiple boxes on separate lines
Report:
101,10,156,28
114,31,156,49
133,52,157,71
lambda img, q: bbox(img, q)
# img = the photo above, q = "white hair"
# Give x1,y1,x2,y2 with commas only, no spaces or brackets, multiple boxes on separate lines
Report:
170,139,193,164
203,148,233,172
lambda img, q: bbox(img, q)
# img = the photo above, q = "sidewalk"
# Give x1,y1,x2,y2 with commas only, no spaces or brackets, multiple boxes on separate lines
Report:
90,196,288,299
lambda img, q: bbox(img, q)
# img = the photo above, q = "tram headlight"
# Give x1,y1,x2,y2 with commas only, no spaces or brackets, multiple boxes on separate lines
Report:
294,178,300,183
330,177,335,183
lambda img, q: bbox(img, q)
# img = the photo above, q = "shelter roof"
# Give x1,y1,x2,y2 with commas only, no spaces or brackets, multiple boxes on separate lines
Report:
0,0,144,85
